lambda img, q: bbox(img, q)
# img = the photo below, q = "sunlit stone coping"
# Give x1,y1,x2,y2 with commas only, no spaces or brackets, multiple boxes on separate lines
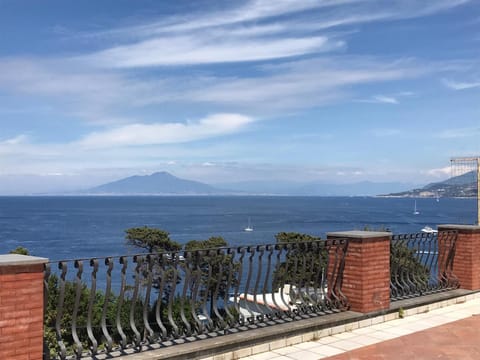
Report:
327,230,392,239
0,254,48,266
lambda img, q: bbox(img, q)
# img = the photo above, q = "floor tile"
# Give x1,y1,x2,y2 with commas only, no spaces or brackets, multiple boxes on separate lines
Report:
328,339,364,351
308,345,345,357
284,350,324,360
241,299,480,360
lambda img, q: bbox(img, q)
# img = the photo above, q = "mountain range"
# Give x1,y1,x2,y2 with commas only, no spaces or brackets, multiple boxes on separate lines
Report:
85,171,417,196
381,171,477,198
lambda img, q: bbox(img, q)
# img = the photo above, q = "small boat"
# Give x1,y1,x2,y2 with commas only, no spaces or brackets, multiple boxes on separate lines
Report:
413,200,420,215
421,226,438,234
244,218,253,232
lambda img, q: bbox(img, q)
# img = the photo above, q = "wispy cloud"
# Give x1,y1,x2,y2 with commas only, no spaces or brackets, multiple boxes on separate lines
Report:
78,113,254,149
424,166,451,178
0,134,30,145
442,78,480,90
355,90,417,104
0,56,437,125
434,127,480,139
84,35,344,68
357,95,399,104
77,0,470,68
183,58,433,112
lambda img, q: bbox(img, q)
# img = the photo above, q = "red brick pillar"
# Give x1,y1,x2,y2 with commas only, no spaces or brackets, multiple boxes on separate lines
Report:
327,231,391,313
0,254,48,360
438,225,480,290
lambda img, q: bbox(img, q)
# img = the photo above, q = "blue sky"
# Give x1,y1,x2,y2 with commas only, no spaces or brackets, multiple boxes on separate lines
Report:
0,0,479,193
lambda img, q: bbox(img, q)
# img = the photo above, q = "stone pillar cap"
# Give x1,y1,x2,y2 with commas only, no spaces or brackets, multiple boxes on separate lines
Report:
327,230,392,239
438,224,480,232
0,254,49,266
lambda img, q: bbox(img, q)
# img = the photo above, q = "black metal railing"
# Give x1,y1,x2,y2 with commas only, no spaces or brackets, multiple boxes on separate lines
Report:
390,231,458,301
43,238,349,359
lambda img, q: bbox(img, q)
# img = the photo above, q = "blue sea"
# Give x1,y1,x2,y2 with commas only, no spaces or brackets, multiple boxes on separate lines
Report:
0,196,476,261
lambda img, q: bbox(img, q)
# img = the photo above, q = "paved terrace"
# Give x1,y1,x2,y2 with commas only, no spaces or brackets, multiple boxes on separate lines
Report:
215,294,480,360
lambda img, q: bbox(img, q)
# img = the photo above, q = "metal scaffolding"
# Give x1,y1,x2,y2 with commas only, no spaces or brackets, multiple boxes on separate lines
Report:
451,157,480,225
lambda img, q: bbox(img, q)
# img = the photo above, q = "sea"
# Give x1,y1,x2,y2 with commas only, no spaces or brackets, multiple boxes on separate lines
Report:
0,196,476,261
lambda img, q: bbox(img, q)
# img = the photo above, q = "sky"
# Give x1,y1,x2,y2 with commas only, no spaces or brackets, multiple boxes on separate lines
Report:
0,0,479,194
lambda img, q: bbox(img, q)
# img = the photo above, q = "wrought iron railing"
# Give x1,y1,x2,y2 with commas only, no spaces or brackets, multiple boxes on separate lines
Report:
390,231,458,301
43,239,349,359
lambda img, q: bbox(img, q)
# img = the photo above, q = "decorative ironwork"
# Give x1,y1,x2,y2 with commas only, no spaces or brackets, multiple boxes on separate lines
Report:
390,231,458,301
44,238,349,359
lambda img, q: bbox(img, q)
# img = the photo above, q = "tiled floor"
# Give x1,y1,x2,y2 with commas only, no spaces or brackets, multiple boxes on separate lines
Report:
241,298,480,360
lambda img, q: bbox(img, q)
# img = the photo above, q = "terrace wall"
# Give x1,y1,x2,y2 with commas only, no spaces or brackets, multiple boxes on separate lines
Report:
0,254,48,360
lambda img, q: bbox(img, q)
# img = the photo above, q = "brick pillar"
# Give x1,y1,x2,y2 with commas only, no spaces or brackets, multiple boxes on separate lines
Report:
0,254,48,360
438,224,480,290
327,231,391,313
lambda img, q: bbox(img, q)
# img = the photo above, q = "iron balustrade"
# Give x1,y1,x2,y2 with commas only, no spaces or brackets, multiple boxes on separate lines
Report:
390,231,459,301
43,238,349,359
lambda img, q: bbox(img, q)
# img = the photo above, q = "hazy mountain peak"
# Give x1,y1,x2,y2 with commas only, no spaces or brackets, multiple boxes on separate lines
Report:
87,171,222,195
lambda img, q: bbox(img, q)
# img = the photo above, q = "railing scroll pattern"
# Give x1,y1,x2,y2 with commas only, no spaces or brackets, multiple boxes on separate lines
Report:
390,230,458,301
43,238,349,359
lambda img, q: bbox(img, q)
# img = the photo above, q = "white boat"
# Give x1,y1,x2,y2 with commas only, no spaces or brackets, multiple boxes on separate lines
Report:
421,226,438,234
413,200,420,215
244,218,253,232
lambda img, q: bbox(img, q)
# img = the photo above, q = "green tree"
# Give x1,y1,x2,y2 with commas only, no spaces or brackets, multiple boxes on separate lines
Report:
272,232,326,291
184,237,238,323
44,273,143,358
125,226,183,300
125,226,181,253
9,246,30,255
390,243,430,296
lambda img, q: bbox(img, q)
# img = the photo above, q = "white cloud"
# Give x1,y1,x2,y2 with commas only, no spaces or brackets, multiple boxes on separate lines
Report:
357,95,399,104
78,0,470,69
355,90,419,105
424,166,452,178
0,55,437,125
78,113,254,149
1,134,29,145
93,0,361,38
442,78,480,90
434,127,480,139
186,58,430,112
373,95,398,104
84,35,344,68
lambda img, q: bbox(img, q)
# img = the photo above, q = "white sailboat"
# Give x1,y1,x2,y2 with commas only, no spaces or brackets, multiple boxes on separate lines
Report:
244,218,253,232
413,200,420,215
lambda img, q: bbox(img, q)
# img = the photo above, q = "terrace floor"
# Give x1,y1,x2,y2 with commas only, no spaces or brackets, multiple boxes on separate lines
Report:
241,296,480,360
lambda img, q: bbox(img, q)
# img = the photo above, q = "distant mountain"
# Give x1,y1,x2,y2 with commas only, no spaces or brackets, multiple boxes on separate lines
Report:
381,171,477,198
87,171,227,195
293,181,415,196
86,171,430,197
216,180,415,196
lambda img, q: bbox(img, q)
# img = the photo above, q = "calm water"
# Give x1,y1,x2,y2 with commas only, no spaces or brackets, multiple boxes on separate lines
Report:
0,196,476,261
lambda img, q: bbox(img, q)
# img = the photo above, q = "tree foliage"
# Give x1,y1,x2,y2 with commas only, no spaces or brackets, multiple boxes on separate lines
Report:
43,273,143,357
272,232,327,291
125,226,181,253
184,237,237,319
9,246,30,255
390,243,430,289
